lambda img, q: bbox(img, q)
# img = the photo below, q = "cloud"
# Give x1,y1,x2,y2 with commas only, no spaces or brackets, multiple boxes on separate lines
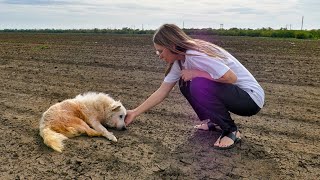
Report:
0,0,319,29
224,7,264,15
3,0,74,5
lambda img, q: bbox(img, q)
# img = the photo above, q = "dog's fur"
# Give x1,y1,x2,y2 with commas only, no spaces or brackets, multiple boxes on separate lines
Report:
39,92,127,152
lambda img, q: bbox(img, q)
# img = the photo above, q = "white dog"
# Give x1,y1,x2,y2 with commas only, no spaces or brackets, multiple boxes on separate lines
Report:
39,92,127,152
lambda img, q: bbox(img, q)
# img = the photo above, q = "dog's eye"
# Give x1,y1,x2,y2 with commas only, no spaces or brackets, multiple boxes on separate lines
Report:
119,115,123,119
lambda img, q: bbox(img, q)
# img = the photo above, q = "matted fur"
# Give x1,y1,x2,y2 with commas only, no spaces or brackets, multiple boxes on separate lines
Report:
39,92,126,152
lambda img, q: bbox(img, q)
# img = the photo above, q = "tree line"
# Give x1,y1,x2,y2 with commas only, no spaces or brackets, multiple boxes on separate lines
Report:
1,27,319,39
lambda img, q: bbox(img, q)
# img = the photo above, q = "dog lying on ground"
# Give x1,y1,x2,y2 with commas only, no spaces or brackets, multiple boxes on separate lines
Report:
39,92,127,152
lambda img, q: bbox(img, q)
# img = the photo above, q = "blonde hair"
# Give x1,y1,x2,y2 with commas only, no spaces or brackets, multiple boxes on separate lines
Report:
153,24,225,76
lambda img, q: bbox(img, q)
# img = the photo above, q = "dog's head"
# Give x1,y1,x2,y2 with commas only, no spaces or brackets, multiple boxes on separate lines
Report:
104,101,127,130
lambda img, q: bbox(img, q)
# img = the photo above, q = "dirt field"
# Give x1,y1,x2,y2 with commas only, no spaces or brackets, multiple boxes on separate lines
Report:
0,33,319,179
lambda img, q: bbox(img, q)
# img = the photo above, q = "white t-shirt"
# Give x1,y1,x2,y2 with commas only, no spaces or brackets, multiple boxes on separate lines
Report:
164,49,265,108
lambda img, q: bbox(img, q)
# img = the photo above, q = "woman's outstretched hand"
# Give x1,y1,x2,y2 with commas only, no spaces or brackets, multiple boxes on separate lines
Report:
125,110,136,126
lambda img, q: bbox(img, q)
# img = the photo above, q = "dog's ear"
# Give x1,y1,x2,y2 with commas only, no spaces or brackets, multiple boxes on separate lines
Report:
111,101,122,112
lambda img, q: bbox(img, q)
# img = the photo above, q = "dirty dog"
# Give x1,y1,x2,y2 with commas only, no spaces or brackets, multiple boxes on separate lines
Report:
39,92,127,152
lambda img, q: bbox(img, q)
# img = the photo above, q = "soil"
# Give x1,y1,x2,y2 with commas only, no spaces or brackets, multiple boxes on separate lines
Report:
0,33,319,179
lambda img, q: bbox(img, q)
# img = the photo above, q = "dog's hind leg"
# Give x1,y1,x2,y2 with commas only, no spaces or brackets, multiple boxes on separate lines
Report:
51,117,100,138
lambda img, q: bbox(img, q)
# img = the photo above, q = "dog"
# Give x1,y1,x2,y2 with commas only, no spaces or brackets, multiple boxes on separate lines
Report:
39,92,127,152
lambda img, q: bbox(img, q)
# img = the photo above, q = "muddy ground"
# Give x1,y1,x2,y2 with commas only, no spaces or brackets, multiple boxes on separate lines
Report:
0,33,319,179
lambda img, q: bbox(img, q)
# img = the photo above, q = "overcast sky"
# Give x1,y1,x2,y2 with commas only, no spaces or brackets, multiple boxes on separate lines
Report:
0,0,319,30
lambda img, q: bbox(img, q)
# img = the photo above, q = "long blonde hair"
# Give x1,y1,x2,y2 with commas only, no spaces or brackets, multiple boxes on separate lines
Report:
153,24,225,76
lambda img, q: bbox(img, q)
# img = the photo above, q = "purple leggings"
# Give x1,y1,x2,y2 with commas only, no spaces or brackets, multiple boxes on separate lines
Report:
179,77,261,132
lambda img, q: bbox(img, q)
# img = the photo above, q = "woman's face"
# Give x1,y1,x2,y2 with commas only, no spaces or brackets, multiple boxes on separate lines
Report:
154,43,177,63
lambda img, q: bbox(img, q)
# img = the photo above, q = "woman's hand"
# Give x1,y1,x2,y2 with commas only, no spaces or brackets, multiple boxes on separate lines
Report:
124,110,137,126
181,69,200,81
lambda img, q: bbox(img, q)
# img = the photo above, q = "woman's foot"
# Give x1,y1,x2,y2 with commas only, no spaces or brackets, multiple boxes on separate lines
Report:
213,131,241,149
194,123,210,130
194,121,221,131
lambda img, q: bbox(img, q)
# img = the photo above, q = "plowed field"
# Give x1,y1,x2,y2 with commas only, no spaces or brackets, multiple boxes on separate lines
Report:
0,33,319,179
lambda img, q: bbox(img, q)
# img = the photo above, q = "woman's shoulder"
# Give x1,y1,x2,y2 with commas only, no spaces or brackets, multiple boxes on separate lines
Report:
186,49,204,56
185,50,209,61
185,49,218,61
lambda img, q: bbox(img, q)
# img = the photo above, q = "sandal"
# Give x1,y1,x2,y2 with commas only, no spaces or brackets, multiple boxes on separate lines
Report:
213,130,241,150
194,121,221,131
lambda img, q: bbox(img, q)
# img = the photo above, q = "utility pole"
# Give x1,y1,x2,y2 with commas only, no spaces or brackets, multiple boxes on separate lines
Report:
220,24,223,29
183,21,184,29
301,16,304,30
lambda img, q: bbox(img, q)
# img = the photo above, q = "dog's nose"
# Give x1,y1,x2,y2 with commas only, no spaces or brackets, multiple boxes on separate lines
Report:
121,126,127,131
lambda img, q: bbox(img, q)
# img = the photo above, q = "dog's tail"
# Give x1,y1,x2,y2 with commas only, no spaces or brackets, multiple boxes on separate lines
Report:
41,128,68,153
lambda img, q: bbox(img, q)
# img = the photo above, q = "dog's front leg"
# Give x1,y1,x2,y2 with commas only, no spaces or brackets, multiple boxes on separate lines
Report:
89,121,117,142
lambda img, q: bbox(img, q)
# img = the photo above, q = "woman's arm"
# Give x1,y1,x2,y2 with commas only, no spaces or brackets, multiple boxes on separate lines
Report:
125,81,176,125
181,69,237,84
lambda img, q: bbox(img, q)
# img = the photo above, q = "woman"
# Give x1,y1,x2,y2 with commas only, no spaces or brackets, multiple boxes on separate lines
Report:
125,24,264,149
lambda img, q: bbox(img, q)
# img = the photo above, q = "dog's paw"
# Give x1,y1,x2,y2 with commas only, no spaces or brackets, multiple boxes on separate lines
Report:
106,134,117,142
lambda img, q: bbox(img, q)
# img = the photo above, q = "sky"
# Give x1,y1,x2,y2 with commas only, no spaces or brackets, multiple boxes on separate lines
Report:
0,0,319,30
